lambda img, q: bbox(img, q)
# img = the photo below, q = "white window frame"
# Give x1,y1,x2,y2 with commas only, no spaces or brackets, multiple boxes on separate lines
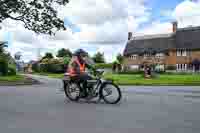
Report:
155,53,164,58
144,53,150,57
144,53,151,59
155,64,165,71
177,50,181,56
176,64,187,71
177,49,187,57
129,54,138,60
182,50,187,56
130,65,139,70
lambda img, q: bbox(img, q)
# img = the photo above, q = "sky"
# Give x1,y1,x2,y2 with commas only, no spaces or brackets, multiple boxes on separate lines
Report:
0,0,200,62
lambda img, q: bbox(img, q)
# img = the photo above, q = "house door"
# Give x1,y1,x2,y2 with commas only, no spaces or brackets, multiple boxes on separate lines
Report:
194,64,200,72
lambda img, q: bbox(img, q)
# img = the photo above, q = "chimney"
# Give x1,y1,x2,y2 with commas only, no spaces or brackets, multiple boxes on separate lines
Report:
172,21,178,33
128,32,132,40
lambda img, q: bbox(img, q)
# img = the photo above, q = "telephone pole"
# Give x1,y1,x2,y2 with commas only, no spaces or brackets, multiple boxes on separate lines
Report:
37,48,42,61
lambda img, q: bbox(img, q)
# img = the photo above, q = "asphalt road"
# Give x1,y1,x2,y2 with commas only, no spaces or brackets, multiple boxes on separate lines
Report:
0,75,200,133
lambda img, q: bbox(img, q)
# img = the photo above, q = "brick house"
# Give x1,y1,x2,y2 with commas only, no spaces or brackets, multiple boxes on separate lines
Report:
123,22,200,71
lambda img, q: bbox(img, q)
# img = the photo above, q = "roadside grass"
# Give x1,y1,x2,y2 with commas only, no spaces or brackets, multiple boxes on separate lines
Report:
103,73,200,86
46,73,64,78
33,72,200,86
0,75,25,82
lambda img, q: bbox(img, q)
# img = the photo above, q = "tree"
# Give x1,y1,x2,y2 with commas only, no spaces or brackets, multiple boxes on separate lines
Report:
0,42,7,54
0,42,9,76
42,52,54,59
116,53,124,64
92,52,105,63
63,56,70,64
57,48,72,57
0,0,69,35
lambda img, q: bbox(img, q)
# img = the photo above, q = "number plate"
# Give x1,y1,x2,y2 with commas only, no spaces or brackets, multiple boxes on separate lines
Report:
63,76,70,81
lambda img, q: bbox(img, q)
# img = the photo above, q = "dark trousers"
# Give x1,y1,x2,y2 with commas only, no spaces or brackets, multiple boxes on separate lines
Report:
71,74,92,96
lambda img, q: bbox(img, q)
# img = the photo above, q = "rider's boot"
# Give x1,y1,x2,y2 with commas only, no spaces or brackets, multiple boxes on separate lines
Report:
80,85,88,98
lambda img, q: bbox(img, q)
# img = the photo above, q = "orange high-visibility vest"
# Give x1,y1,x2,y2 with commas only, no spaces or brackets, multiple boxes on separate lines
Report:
68,59,86,76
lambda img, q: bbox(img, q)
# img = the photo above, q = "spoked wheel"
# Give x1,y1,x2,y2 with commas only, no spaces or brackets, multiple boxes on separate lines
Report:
64,82,80,101
100,83,122,104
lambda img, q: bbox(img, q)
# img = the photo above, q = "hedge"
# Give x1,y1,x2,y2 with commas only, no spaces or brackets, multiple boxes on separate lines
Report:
165,65,176,70
0,58,8,76
32,63,40,73
94,63,113,69
40,63,65,73
8,65,16,76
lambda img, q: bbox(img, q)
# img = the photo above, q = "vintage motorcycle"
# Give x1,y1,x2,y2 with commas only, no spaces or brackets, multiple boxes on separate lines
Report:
63,70,122,104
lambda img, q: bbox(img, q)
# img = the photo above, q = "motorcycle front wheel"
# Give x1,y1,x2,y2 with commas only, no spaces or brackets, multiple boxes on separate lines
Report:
100,83,122,104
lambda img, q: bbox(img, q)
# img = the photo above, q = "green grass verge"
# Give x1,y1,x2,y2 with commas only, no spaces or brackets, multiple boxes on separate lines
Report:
33,72,200,86
0,75,25,82
103,73,200,86
46,73,64,78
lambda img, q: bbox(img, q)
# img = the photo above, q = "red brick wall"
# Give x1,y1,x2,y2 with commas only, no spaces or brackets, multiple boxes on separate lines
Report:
123,49,200,67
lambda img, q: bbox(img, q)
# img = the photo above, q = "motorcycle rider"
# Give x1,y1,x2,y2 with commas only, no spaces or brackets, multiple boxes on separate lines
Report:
68,49,95,98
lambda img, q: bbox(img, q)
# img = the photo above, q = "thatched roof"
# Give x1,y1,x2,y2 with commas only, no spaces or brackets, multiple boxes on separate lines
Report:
124,26,200,56
124,34,174,56
175,27,200,49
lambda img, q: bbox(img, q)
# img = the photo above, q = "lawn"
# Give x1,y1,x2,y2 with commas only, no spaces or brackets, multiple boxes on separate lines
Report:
0,75,40,86
33,72,200,86
104,73,200,86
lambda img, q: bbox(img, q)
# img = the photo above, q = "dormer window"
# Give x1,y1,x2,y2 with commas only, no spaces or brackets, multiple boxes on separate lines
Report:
144,53,151,58
155,53,164,58
129,54,138,60
177,49,187,56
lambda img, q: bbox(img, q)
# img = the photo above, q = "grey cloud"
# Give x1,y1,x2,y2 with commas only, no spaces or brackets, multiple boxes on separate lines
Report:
5,0,151,62
63,0,129,26
80,40,126,45
47,30,74,41
14,30,36,44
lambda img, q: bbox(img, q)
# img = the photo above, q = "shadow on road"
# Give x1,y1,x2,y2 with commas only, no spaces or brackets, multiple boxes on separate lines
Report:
63,98,123,106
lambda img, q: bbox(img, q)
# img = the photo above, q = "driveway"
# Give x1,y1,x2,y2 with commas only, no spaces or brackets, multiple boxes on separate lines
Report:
0,74,200,133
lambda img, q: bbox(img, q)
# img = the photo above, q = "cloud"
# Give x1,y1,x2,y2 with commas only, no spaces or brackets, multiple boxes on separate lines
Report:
60,0,129,25
137,21,172,35
134,0,200,36
95,44,125,62
47,30,74,41
0,30,4,41
0,0,151,62
173,0,200,27
160,10,173,18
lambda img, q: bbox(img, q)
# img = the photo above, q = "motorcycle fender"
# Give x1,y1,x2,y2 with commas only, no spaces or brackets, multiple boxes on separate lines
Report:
63,78,70,85
99,81,113,98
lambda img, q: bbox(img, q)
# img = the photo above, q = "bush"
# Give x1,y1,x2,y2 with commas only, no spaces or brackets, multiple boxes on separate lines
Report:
39,58,66,73
32,63,40,73
40,63,65,73
7,65,16,76
40,64,48,73
166,65,176,70
50,64,65,73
